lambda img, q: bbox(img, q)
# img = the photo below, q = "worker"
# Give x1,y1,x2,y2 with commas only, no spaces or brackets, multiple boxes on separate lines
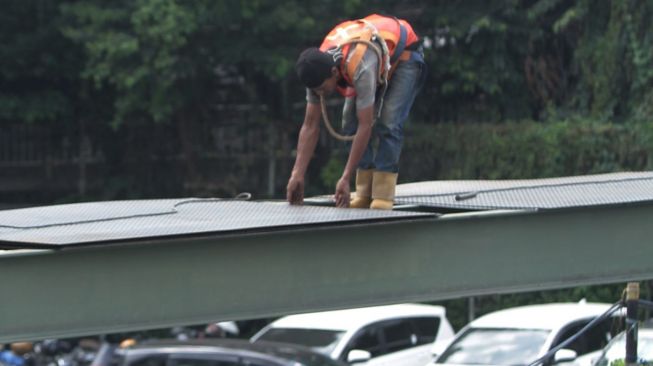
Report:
287,14,425,209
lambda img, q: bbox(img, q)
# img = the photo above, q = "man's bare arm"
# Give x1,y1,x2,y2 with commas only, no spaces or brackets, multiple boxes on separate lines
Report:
287,102,321,204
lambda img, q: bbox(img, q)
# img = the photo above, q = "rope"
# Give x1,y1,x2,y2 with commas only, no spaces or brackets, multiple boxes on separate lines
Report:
320,36,391,142
320,96,354,141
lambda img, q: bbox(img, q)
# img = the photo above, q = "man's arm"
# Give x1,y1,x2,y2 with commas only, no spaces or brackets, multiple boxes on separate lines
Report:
287,102,321,205
334,105,373,207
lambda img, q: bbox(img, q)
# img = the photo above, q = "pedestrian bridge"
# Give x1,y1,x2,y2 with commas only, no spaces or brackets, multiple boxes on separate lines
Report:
1,172,653,343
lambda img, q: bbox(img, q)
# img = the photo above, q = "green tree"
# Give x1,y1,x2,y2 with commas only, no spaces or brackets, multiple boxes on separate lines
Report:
0,1,82,124
60,0,209,182
572,0,653,122
58,0,366,191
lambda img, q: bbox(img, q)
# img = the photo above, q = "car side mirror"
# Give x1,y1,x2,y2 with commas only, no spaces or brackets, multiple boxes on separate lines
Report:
553,348,578,364
347,349,372,364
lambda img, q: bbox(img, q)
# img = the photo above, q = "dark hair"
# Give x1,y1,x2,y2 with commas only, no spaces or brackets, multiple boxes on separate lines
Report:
295,47,336,88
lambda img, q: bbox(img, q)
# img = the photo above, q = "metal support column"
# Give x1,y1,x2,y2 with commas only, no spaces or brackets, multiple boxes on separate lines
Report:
625,282,640,366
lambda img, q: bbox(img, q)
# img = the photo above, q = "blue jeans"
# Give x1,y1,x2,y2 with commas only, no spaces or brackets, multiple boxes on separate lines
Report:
342,51,426,173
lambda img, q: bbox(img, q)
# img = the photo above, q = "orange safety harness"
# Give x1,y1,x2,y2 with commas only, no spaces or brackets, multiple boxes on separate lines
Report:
319,14,419,97
318,14,419,141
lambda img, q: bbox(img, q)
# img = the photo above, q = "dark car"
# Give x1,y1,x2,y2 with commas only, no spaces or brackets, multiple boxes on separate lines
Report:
102,339,346,366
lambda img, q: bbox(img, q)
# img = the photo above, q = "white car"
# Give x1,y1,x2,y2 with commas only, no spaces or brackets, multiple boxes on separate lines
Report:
251,303,455,366
592,324,653,366
429,302,620,366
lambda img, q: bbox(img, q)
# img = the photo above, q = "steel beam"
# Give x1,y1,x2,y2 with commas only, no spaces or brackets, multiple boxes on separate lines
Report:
2,203,653,342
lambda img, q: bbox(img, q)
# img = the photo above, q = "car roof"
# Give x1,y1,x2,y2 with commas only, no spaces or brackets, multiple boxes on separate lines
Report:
126,339,343,365
267,303,446,331
468,302,613,330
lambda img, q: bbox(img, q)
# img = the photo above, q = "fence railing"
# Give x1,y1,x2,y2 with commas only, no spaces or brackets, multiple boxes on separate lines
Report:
0,118,298,203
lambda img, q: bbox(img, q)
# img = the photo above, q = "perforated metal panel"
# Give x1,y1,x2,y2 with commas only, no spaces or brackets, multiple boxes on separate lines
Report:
4,172,652,249
394,171,653,210
0,199,434,248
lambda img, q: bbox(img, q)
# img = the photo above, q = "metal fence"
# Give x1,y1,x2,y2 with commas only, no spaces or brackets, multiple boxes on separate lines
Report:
0,119,296,204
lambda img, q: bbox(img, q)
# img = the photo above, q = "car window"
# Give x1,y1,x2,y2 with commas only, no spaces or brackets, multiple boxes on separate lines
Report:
596,331,653,366
551,318,614,356
410,317,441,344
344,325,384,359
436,328,550,365
128,354,168,366
381,320,415,353
240,359,278,366
255,328,345,355
168,356,239,366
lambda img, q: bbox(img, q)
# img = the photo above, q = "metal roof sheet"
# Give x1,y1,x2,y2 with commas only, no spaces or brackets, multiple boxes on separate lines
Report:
394,171,653,210
0,199,434,249
3,172,652,249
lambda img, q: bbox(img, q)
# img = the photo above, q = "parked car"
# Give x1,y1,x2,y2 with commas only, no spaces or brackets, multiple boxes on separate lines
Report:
429,302,621,366
250,303,454,366
593,322,653,366
101,339,346,366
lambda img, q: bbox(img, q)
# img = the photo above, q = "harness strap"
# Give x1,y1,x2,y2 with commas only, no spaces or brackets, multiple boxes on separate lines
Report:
339,38,385,85
345,28,373,84
388,50,413,80
390,20,408,64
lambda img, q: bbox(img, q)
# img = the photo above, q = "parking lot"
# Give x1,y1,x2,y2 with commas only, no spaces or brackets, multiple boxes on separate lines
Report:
2,297,650,366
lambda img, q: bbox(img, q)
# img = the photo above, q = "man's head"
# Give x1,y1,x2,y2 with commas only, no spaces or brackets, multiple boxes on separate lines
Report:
295,47,339,95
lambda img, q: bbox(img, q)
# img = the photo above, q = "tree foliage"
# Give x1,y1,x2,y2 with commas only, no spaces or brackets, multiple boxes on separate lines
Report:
1,0,652,196
60,0,203,126
0,1,81,124
3,0,652,127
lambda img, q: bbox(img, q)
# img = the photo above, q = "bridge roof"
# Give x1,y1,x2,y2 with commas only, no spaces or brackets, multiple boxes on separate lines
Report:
2,172,653,249
0,200,433,249
1,172,653,342
394,171,653,210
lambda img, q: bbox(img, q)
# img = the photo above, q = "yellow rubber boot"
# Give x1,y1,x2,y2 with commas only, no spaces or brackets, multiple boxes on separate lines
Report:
349,169,374,208
370,171,398,210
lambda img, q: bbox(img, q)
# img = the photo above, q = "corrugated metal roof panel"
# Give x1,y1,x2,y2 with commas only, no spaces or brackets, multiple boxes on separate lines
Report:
0,199,434,249
4,172,652,249
395,171,653,210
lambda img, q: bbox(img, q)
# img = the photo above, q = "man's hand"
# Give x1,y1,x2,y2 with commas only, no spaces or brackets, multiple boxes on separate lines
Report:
286,175,305,205
334,176,351,208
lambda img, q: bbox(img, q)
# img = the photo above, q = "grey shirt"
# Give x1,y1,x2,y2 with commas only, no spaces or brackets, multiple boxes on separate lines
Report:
306,48,379,110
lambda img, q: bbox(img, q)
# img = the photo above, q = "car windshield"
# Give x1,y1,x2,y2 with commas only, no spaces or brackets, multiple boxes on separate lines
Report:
596,331,653,366
255,328,345,355
436,328,550,365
